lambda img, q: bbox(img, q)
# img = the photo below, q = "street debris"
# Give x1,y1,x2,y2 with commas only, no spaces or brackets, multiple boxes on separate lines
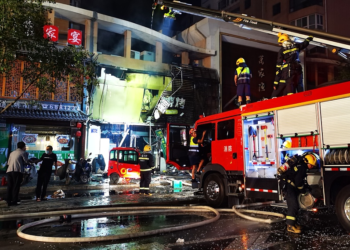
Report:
52,189,65,199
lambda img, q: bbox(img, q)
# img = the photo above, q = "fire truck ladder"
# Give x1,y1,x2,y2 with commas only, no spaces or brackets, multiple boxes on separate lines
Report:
157,0,350,62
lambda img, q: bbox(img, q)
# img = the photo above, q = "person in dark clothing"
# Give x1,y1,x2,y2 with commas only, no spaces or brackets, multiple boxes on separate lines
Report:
272,33,312,97
277,153,318,234
188,128,206,182
139,145,154,195
35,145,57,201
6,142,29,206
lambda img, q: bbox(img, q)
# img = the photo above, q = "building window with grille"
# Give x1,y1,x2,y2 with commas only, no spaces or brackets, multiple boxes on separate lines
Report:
273,3,281,16
291,14,323,30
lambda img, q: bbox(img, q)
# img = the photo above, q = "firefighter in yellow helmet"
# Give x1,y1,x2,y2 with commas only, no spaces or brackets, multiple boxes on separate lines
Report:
272,33,313,98
235,58,252,107
277,152,318,233
188,128,206,182
138,144,154,195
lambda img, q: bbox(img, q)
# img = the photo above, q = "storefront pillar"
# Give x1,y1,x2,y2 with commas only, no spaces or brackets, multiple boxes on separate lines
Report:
124,30,132,59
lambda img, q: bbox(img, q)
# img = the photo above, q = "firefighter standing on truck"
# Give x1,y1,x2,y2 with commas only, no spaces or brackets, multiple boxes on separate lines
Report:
139,145,154,196
272,33,313,97
235,58,252,107
188,129,206,182
277,153,318,234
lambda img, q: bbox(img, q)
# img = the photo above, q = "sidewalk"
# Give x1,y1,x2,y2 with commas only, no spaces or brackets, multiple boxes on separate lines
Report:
0,173,192,195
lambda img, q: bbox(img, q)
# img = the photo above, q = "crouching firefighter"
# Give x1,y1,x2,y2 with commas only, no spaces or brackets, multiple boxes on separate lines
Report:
272,33,313,97
139,145,154,196
277,153,318,234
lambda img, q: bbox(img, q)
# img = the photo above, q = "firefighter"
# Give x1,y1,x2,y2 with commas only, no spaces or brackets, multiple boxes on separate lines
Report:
188,128,206,182
234,58,252,107
277,153,318,234
139,145,154,196
272,33,313,97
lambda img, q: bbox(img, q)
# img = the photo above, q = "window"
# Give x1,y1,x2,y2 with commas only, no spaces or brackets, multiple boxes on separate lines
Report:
291,14,323,30
245,0,251,9
110,150,116,161
217,119,235,140
289,0,323,13
117,150,138,164
273,3,281,16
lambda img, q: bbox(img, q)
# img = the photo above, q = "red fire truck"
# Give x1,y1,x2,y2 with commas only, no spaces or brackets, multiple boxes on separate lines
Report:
166,81,350,232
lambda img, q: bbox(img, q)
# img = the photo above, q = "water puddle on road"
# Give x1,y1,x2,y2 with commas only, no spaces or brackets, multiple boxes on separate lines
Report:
18,214,211,238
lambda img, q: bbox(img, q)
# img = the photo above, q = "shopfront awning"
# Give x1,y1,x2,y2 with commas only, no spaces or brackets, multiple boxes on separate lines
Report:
0,109,89,122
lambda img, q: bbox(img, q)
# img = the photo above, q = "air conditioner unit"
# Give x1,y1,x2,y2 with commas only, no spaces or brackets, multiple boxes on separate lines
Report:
141,51,155,62
131,50,140,60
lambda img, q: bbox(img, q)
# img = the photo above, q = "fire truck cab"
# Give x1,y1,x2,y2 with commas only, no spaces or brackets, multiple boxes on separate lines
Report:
167,81,350,232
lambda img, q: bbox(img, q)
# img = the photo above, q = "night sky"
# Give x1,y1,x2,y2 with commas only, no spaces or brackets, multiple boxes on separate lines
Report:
80,0,201,34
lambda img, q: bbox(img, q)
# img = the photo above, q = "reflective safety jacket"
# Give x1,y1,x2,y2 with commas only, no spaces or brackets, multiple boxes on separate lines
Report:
274,38,311,86
189,136,199,153
235,67,251,85
282,161,308,192
138,152,154,172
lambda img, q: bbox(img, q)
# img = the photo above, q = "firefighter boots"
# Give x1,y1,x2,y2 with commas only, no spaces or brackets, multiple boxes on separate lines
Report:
287,225,302,234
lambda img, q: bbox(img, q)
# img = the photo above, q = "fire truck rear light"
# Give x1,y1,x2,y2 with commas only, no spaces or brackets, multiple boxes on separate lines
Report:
241,184,245,189
312,208,318,212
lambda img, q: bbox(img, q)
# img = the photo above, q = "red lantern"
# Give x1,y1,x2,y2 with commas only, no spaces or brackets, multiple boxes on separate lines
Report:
76,122,82,129
76,131,81,138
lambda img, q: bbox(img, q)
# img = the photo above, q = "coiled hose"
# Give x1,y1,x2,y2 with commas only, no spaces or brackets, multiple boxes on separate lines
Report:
15,204,285,243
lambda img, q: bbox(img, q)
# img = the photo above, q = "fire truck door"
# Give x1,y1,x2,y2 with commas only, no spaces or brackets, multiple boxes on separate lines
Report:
212,116,243,171
166,123,192,170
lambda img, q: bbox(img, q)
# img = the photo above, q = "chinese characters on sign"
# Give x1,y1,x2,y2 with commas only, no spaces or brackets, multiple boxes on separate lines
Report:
163,96,186,109
258,55,265,92
68,29,82,45
43,26,82,45
43,25,59,42
0,100,80,111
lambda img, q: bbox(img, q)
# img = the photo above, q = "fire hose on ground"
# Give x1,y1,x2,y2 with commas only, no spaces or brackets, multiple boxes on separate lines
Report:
13,204,285,243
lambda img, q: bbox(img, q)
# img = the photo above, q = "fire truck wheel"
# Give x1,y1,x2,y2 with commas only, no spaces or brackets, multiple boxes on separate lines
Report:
203,173,227,208
335,184,350,232
110,173,120,185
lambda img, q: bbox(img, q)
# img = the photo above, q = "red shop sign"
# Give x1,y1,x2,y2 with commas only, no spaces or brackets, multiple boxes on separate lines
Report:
43,25,59,42
68,29,82,45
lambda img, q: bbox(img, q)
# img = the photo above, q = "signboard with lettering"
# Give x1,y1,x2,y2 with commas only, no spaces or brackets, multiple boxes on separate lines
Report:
68,29,82,46
0,99,80,111
43,25,59,42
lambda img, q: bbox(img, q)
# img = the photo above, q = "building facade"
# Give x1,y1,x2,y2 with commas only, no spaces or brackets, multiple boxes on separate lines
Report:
201,0,350,89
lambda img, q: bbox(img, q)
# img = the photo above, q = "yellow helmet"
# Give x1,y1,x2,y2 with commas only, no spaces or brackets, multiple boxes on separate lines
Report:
144,145,151,152
283,140,292,149
236,57,245,66
277,32,290,44
304,154,317,167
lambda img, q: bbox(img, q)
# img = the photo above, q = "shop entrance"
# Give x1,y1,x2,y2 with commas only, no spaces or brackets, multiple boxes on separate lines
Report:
11,124,76,170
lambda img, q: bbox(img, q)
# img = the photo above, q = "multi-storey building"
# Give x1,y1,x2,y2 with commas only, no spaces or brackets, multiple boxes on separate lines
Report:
201,0,350,88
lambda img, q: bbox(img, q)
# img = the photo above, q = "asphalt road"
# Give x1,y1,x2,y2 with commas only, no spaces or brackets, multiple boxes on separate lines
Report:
0,193,349,250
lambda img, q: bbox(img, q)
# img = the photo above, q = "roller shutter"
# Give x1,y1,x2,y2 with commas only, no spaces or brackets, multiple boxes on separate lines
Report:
277,104,318,136
321,97,350,146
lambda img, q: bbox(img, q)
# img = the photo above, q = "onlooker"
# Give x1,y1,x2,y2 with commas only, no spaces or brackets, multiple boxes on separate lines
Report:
6,142,29,206
35,145,57,201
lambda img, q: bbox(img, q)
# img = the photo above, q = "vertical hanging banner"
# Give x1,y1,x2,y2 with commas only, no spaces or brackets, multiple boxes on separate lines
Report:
155,129,166,159
43,25,59,42
68,29,82,45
